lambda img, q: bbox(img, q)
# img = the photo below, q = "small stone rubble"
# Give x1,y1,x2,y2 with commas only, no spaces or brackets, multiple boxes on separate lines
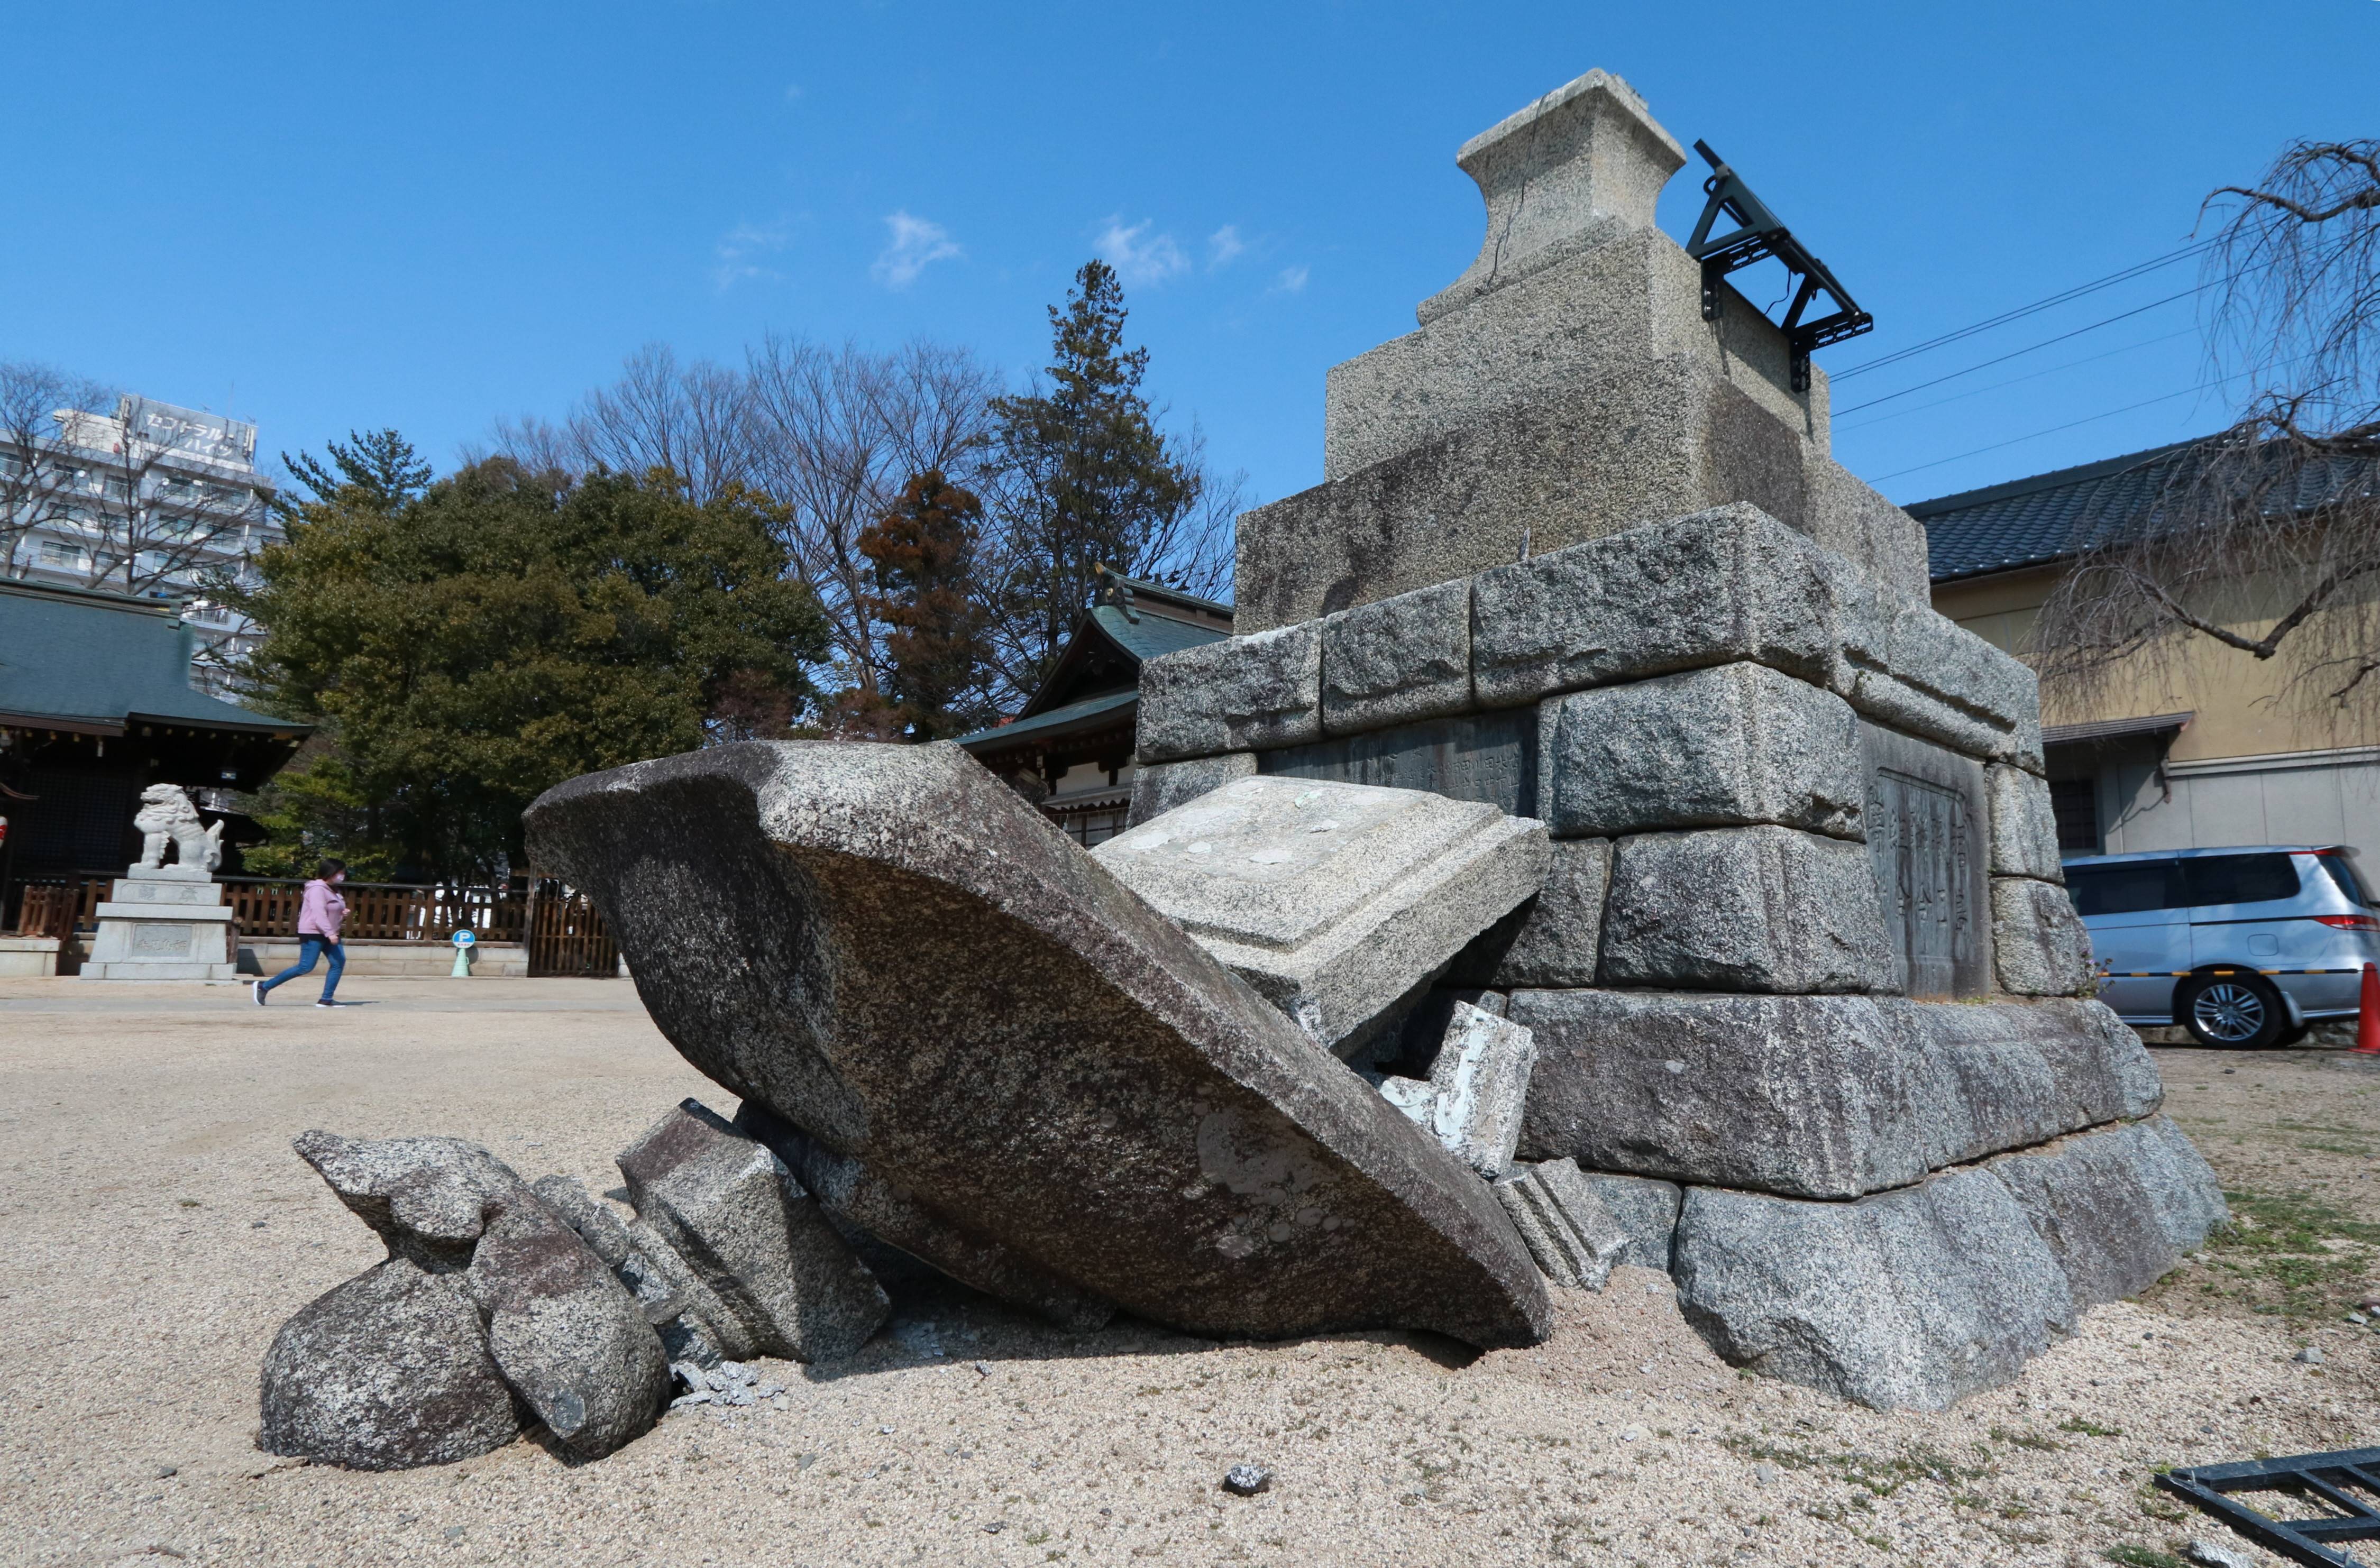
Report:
260,1105,890,1471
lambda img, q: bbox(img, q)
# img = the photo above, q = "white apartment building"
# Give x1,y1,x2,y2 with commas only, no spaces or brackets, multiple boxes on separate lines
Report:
2,396,281,691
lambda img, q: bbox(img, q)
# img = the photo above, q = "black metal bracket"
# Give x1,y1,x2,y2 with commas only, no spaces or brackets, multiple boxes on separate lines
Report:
2158,1445,2380,1566
1683,139,1873,393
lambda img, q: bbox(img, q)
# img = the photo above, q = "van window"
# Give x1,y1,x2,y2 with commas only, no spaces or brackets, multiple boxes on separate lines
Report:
2320,853,2378,909
2182,854,2301,907
2065,860,2185,916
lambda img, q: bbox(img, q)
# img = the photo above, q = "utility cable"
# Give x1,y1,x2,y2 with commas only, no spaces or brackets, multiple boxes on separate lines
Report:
1873,383,2213,484
1832,324,2203,436
1831,238,2219,381
1835,285,2212,418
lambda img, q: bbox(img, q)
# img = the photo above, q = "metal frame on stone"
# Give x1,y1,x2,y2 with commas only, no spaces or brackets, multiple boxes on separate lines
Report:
2157,1447,2380,1567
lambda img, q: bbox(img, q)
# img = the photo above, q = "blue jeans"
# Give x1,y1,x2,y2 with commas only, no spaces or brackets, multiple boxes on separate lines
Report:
260,936,344,1002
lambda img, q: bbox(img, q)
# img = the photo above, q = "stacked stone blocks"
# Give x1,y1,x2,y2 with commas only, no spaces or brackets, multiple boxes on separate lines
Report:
1136,502,2216,1407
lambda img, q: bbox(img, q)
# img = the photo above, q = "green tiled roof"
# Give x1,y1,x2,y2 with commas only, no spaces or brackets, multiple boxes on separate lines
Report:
1086,602,1230,665
948,687,1137,751
0,580,301,735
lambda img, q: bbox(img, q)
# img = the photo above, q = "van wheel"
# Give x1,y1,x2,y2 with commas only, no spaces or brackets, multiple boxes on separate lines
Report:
2178,973,2287,1049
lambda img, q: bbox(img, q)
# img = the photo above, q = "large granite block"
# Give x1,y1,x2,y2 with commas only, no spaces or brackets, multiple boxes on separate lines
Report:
1513,990,2171,1198
1599,824,1894,994
1986,1116,2226,1308
1424,1002,1537,1179
1470,505,1841,707
1260,708,1539,818
1843,607,2042,768
1128,753,1256,828
1095,776,1548,1049
1988,764,2064,881
1993,877,2094,996
1446,837,1611,988
1672,1168,2076,1410
1137,624,1322,762
616,1101,890,1363
1321,578,1472,735
1539,663,1864,841
525,741,1551,1349
1512,989,1926,1197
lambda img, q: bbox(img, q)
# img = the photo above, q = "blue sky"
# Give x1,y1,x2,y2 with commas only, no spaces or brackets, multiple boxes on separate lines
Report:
6,1,2375,520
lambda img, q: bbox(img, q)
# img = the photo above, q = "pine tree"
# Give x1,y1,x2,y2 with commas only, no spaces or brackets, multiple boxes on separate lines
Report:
852,469,995,741
984,261,1201,694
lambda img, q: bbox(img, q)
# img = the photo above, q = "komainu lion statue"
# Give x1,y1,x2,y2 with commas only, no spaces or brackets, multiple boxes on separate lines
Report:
133,784,223,874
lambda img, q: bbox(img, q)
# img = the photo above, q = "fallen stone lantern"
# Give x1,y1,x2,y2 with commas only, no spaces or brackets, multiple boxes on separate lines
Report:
257,66,2229,1472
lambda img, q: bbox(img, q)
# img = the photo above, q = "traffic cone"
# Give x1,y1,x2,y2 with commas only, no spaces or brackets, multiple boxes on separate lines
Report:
2358,964,2380,1054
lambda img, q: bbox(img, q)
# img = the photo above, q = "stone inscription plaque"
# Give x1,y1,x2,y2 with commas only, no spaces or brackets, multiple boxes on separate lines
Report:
1258,709,1539,818
132,923,195,957
1860,722,1989,997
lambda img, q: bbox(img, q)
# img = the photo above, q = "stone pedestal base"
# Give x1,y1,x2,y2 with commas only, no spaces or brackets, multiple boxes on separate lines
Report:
81,865,236,982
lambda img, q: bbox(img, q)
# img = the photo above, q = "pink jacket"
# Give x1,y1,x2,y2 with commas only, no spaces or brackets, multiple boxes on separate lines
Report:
298,879,347,941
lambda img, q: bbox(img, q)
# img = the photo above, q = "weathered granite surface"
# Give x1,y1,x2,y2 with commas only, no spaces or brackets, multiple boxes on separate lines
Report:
1261,709,1540,818
1494,1159,1630,1291
1860,721,1992,997
293,1131,536,1273
1447,837,1611,988
617,1101,890,1363
1512,991,2165,1198
732,1100,1115,1334
260,1260,523,1470
1094,776,1548,1049
1993,877,2095,996
1321,579,1472,735
1672,1167,2076,1410
1988,1115,2226,1306
1578,1172,1682,1274
1987,765,2064,882
1471,505,1841,708
525,741,1551,1349
1539,663,1864,841
1138,625,1322,762
1599,824,1893,994
1127,753,1257,828
1424,1002,1537,1180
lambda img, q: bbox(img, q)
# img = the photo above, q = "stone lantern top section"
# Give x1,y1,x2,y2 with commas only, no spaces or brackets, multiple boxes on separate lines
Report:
1417,70,1688,326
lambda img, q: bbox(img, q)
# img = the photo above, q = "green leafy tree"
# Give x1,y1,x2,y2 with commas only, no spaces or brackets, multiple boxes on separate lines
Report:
231,438,829,879
982,260,1221,698
844,470,996,741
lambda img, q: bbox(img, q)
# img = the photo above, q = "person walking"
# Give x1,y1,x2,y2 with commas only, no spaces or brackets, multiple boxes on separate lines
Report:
254,858,349,1007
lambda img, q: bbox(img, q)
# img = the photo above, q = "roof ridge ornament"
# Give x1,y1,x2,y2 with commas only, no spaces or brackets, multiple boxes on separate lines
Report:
1685,139,1874,392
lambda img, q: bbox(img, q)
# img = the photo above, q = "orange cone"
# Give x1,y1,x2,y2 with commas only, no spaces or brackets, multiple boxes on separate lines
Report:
2358,964,2380,1054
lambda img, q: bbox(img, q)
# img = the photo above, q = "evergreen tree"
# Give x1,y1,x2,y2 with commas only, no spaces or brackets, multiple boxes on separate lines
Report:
984,261,1202,693
848,470,995,741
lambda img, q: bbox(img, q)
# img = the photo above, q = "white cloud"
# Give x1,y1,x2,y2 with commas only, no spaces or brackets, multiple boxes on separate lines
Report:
1094,217,1189,288
1272,264,1310,295
1207,224,1246,269
712,219,791,291
872,210,963,289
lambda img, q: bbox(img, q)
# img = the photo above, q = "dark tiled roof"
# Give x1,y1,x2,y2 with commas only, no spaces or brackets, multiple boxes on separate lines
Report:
1911,439,2380,584
1086,603,1229,665
948,687,1136,753
0,579,301,735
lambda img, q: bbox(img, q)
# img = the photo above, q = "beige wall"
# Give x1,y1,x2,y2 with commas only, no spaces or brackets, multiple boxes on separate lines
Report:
1934,566,2380,857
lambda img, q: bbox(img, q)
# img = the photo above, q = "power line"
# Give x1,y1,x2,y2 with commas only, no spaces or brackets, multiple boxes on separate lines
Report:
1833,324,2203,436
1835,284,2211,418
1832,238,2218,381
1873,383,2213,485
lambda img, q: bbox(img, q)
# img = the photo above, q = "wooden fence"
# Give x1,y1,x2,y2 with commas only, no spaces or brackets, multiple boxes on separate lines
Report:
6,870,617,978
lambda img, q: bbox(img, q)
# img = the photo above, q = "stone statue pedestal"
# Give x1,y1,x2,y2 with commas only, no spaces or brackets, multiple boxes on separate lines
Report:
81,864,237,981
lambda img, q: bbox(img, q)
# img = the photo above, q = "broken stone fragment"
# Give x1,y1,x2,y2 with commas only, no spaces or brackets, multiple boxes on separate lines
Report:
616,1101,890,1364
731,1101,1114,1334
1094,775,1548,1050
291,1130,536,1272
464,1201,671,1459
524,740,1550,1350
1425,1003,1536,1180
1576,1172,1682,1274
1493,1159,1630,1291
532,1174,724,1364
259,1259,522,1470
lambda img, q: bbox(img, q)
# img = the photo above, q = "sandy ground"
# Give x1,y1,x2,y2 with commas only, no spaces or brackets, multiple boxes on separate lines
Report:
6,977,2379,1568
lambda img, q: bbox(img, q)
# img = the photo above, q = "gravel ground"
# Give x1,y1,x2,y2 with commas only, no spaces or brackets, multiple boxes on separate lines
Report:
5,977,2378,1568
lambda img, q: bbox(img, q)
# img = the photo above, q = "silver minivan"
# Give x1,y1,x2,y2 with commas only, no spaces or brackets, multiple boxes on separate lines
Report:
2063,846,2380,1048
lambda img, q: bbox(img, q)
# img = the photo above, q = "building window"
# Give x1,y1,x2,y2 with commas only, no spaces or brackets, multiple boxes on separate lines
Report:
39,539,80,567
2049,778,2100,854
